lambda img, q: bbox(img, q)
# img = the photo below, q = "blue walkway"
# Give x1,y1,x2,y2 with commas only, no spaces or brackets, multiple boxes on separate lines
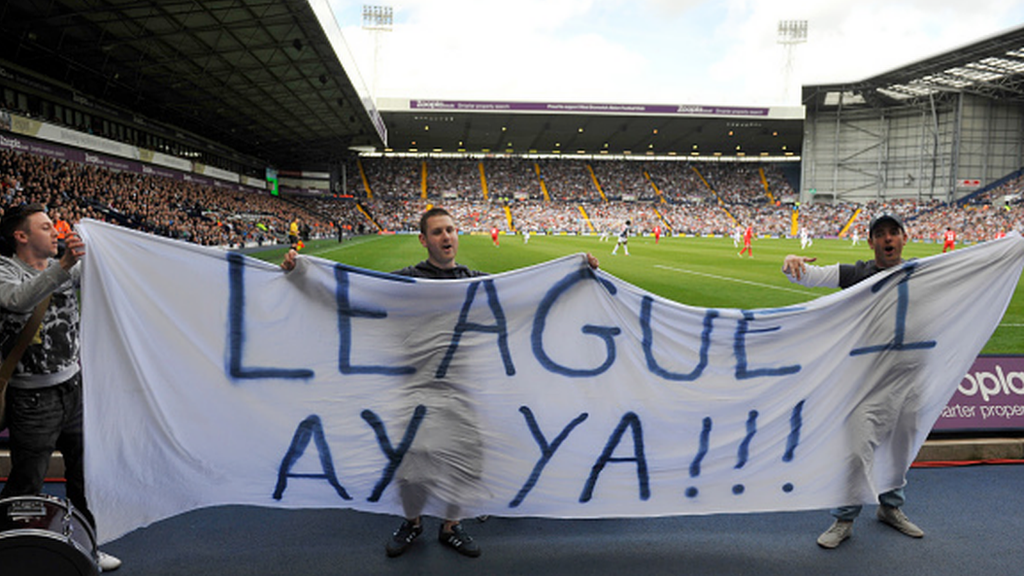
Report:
5,463,1021,576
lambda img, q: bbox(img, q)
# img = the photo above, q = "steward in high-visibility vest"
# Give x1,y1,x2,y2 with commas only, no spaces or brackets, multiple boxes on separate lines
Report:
53,213,71,257
54,216,71,239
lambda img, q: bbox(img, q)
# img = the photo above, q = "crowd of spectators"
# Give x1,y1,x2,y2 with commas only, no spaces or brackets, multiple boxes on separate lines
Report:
276,159,1024,243
2,147,1022,248
484,158,541,201
426,159,480,202
590,160,654,201
0,149,333,248
358,157,423,200
645,162,717,204
535,160,602,202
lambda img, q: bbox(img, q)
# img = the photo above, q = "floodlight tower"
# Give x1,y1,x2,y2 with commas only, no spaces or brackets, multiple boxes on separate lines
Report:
777,20,807,105
362,5,393,104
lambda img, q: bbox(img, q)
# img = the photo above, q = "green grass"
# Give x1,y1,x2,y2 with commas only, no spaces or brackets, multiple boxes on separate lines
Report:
254,234,1024,355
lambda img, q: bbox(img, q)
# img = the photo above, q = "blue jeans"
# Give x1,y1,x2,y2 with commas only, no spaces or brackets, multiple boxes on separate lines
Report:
0,372,94,529
831,487,906,521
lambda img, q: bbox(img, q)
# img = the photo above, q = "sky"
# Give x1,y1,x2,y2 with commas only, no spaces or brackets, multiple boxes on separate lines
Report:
327,0,1024,107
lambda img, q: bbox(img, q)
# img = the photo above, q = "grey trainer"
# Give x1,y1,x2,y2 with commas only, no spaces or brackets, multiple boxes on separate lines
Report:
877,506,924,538
817,519,853,549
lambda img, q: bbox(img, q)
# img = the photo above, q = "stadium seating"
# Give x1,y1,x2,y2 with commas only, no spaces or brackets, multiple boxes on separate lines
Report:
2,146,1022,244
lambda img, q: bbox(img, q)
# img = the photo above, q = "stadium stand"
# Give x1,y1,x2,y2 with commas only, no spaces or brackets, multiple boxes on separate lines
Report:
3,135,1023,244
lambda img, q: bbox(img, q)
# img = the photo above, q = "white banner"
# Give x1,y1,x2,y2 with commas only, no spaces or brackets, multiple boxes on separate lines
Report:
77,220,1024,543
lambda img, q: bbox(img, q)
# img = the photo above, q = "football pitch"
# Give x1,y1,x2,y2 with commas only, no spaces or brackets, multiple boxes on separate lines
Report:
252,233,1024,355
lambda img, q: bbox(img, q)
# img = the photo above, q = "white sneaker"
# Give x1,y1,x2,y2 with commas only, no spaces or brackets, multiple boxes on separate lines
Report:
816,519,853,549
877,506,924,538
97,550,122,572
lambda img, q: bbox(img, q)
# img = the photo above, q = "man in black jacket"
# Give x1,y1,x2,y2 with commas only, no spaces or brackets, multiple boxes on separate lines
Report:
283,207,598,558
782,212,925,550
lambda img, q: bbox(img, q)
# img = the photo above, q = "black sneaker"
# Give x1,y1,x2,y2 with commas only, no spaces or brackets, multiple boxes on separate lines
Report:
438,523,481,557
385,519,423,557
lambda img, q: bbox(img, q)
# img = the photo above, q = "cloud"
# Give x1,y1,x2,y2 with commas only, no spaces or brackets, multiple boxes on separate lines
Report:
331,0,1024,106
765,0,1024,85
342,0,653,101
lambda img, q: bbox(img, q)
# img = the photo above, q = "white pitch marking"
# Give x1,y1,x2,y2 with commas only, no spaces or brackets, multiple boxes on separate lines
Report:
653,264,822,296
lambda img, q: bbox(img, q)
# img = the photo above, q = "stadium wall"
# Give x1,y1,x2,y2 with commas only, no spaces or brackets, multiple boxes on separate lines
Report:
955,94,1024,191
802,93,1024,205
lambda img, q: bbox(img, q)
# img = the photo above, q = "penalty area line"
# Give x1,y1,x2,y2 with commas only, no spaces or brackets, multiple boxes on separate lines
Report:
652,264,820,296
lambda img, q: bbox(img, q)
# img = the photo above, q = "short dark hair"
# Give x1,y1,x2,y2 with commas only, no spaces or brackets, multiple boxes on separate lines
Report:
419,207,454,235
0,203,46,257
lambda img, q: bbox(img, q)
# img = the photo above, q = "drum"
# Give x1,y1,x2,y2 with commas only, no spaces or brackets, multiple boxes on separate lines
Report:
0,494,98,576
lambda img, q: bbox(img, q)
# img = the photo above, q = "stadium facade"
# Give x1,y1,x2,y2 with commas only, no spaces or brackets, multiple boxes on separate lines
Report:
802,24,1024,205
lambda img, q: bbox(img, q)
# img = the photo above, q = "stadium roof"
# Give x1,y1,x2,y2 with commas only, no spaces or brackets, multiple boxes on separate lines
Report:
0,0,384,169
3,1,1022,171
0,0,805,169
376,99,803,160
804,24,1024,108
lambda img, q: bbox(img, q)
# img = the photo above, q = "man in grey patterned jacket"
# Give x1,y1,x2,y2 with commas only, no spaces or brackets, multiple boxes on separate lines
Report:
0,203,121,572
